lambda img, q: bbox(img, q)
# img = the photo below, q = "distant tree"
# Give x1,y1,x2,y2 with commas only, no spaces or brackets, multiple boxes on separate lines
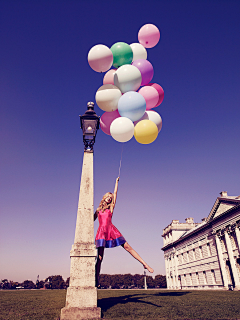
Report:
111,274,124,289
136,277,144,288
65,277,70,288
132,274,143,287
10,281,19,289
154,275,167,288
22,280,35,289
123,274,133,288
1,279,10,289
146,276,155,288
38,280,44,289
45,275,65,289
99,274,111,288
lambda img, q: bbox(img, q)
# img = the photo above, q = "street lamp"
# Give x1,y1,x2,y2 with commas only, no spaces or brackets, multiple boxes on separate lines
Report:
61,101,101,320
80,102,100,152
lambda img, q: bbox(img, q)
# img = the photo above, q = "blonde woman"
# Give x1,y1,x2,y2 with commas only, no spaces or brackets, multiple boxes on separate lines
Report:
94,177,153,288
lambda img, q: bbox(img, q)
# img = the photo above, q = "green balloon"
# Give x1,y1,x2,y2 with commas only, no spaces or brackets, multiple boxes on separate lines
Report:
110,42,133,68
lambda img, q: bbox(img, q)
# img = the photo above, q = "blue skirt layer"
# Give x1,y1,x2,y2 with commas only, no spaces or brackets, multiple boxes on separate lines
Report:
96,236,126,248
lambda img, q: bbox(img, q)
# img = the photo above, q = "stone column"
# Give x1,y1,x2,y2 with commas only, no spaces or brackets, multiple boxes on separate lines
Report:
61,151,101,320
224,227,240,290
234,223,240,251
171,253,176,289
164,255,170,289
174,253,180,289
214,231,228,289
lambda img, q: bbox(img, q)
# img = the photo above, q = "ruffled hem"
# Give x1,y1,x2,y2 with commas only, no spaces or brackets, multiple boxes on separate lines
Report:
95,236,126,248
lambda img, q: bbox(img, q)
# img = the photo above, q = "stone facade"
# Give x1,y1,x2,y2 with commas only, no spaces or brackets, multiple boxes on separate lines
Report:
161,192,240,290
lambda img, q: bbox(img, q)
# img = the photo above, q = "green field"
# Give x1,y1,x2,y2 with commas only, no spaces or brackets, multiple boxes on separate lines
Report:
0,289,240,319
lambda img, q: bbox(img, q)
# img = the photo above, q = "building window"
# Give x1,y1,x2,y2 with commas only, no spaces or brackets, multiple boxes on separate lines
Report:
192,248,196,260
178,255,182,264
196,272,199,285
189,273,192,285
186,251,189,262
199,246,203,258
211,269,216,284
203,271,207,285
183,252,188,263
207,243,211,256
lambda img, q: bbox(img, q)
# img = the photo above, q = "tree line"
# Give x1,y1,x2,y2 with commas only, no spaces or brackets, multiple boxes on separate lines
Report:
0,274,166,289
99,274,166,289
0,275,69,290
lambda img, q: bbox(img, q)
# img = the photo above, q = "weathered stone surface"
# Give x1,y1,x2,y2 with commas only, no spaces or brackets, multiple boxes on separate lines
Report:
64,286,98,309
61,306,101,320
61,152,100,319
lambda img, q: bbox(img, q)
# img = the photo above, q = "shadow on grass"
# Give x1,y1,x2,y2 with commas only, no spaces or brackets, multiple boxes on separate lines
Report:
98,291,190,314
155,291,191,296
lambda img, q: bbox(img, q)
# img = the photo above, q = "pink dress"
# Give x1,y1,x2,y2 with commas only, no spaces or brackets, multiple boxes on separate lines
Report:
95,209,126,248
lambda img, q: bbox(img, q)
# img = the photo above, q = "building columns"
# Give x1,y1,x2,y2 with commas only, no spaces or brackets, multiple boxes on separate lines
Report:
169,255,174,288
174,253,180,289
224,227,240,290
164,255,170,289
214,232,228,289
234,223,240,251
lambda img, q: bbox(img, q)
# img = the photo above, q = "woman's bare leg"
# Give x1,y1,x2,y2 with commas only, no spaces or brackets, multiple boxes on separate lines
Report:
122,242,154,273
95,247,104,287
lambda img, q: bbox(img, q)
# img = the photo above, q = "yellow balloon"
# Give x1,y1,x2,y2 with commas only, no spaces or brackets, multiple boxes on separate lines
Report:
134,120,158,144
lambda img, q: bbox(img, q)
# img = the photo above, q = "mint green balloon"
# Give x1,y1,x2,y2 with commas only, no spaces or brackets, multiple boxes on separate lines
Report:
110,42,133,68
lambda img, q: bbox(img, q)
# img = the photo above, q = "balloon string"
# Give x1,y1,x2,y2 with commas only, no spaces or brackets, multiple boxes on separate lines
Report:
118,144,124,177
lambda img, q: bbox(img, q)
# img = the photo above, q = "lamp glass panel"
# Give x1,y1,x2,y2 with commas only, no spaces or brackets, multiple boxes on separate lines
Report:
82,119,97,136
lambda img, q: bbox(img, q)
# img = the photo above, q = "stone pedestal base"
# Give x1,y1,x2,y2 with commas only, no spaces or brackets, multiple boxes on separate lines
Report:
61,306,101,320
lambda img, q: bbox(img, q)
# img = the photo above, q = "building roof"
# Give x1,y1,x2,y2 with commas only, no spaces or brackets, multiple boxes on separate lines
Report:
161,192,240,251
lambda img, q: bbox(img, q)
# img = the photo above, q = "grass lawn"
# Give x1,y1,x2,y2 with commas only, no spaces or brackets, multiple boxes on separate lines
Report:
0,289,240,319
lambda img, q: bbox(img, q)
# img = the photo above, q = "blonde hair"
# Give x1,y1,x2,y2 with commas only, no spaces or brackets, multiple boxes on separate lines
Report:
97,192,113,213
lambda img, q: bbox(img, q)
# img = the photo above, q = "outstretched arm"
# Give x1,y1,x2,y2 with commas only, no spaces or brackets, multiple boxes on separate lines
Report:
110,177,119,213
94,210,99,221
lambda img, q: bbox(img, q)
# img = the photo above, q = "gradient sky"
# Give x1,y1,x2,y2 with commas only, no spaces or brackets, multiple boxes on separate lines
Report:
1,0,240,283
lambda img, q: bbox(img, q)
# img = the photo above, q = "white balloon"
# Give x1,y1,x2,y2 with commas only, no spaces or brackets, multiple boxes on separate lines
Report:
114,65,142,93
134,110,162,132
95,84,122,112
110,117,134,142
88,44,113,73
130,43,147,61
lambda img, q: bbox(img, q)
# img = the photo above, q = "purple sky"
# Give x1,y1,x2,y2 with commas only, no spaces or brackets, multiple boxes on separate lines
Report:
1,0,240,283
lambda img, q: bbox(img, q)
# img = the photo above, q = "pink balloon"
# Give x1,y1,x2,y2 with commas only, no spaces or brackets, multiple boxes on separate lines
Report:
100,110,121,135
138,24,160,48
138,86,159,110
103,69,117,85
146,83,164,107
132,59,154,86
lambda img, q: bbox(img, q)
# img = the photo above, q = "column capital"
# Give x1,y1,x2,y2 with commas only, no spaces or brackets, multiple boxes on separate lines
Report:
214,230,223,239
236,221,240,229
223,225,232,236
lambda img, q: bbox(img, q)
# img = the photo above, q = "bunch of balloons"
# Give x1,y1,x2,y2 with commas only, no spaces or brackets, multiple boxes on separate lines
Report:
88,23,164,144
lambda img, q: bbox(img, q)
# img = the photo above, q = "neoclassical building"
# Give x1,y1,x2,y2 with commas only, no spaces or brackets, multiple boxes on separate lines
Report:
161,192,240,290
